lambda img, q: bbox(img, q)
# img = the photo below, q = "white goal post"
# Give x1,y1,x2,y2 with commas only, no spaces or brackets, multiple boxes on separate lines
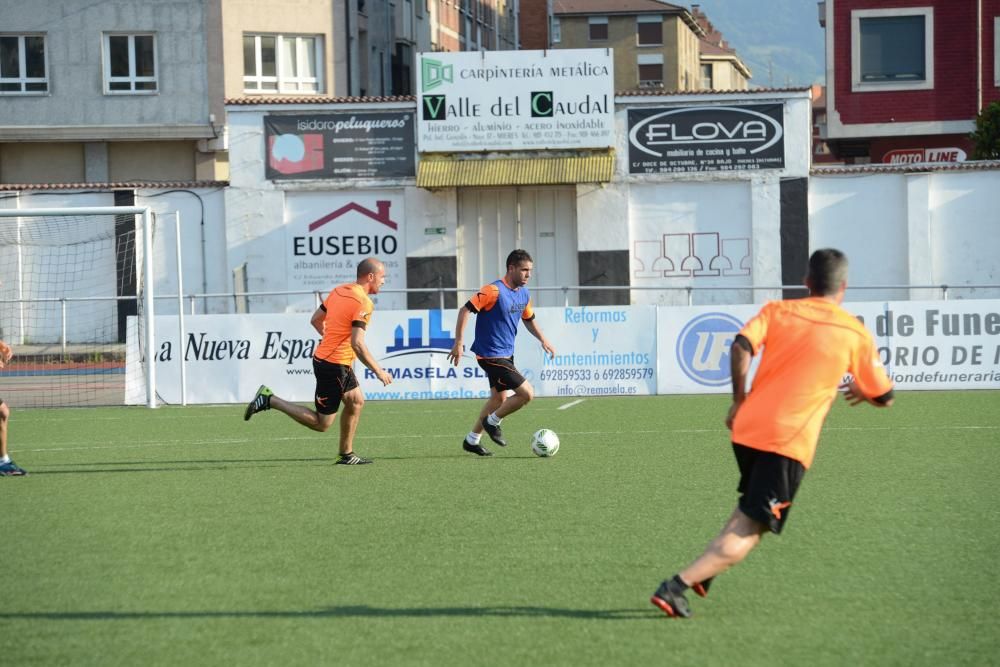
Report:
0,206,157,408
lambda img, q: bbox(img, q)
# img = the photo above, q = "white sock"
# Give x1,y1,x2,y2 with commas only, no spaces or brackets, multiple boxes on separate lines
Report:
487,412,502,426
466,432,482,445
0,455,10,464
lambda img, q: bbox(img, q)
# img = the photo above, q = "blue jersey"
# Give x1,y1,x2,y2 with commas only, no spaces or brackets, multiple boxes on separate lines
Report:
468,279,534,358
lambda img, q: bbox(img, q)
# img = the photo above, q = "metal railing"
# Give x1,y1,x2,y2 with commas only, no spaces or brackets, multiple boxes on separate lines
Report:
3,283,998,349
187,283,1000,313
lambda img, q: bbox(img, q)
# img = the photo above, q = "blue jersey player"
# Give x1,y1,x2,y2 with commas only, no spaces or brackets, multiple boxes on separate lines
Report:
447,249,556,456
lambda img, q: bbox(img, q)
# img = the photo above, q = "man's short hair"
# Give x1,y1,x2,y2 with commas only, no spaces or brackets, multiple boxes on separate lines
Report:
506,249,533,270
356,257,382,278
807,248,848,296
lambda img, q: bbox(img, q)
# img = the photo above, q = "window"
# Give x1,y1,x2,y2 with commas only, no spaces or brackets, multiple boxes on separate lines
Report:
701,63,713,89
0,34,47,94
391,42,412,95
104,33,157,93
636,15,662,46
243,34,323,94
851,7,933,91
589,16,608,41
637,54,663,88
551,17,561,44
995,17,1000,87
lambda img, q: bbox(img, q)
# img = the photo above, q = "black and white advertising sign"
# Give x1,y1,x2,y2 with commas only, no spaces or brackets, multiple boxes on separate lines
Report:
264,113,415,180
628,104,785,174
416,49,615,151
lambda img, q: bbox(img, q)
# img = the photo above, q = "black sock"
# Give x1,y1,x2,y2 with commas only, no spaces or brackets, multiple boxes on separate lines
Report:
670,574,690,593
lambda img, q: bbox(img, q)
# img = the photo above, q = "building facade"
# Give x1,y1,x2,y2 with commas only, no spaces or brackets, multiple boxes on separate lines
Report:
0,0,219,184
820,0,1000,164
551,0,751,93
691,4,751,91
429,0,519,53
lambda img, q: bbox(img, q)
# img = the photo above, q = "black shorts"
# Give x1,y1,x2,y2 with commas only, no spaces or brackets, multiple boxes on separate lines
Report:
312,358,359,415
732,443,806,535
476,356,526,392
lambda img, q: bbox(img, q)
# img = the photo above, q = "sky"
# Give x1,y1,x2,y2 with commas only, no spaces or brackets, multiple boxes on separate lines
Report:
689,0,826,87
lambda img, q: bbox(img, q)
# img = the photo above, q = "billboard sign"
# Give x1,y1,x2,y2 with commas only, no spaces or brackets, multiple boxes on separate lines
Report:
416,48,615,151
265,112,415,180
284,192,406,311
628,104,785,173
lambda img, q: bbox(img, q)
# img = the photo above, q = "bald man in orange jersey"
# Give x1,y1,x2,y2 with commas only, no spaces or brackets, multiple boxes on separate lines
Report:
651,248,895,618
244,258,392,465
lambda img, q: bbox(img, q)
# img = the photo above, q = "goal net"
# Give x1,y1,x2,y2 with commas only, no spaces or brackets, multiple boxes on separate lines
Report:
0,207,156,408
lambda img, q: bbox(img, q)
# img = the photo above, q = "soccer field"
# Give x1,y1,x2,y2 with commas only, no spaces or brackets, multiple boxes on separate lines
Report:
4,391,999,666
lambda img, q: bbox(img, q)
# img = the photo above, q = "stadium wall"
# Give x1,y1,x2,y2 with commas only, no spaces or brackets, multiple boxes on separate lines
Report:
128,300,1000,404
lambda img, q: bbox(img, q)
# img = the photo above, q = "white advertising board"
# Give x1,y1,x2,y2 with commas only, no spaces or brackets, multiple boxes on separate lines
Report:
513,306,658,398
658,300,1000,394
284,191,407,311
416,48,615,151
127,300,999,404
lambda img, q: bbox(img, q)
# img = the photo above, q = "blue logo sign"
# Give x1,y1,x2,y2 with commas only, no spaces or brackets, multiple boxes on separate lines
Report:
676,312,743,386
385,310,455,358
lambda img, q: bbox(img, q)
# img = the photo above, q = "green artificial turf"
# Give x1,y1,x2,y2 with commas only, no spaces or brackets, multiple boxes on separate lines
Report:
3,391,999,666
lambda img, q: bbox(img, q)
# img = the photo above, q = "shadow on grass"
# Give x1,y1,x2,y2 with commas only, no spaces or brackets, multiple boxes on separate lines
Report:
25,457,334,475
29,454,541,473
0,605,657,621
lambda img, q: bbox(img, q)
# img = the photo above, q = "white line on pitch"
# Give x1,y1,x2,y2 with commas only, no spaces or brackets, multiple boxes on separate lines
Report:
558,399,585,410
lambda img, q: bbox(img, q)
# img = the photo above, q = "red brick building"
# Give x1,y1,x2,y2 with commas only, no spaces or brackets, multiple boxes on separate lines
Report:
430,0,519,53
820,0,1000,164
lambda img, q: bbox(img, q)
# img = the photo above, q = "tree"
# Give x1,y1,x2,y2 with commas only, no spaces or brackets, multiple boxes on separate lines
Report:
970,101,1000,160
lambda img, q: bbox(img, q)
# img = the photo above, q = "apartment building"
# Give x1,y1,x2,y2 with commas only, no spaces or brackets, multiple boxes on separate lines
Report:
690,4,750,91
0,0,219,184
819,0,1000,164
551,0,703,91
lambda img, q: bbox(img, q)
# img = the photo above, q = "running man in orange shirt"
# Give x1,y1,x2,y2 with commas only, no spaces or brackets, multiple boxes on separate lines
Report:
651,248,895,618
243,258,393,465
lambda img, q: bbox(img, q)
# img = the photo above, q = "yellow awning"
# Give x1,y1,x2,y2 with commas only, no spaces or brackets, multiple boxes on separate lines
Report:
417,152,615,188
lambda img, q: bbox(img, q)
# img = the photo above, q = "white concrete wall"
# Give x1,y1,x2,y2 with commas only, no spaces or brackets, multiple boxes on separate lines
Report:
0,189,225,345
136,188,229,314
810,174,910,302
810,169,1000,302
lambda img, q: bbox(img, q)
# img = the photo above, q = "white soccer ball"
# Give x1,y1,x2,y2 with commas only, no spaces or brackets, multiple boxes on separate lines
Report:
531,428,560,457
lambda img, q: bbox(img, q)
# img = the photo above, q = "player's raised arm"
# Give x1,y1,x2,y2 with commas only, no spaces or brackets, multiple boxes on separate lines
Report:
0,339,12,369
725,334,754,430
310,306,326,336
351,325,391,386
448,306,472,366
523,317,555,359
842,336,895,408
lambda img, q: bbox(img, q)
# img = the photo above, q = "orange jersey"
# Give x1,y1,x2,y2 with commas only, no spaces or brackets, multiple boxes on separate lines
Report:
313,283,374,365
732,298,893,469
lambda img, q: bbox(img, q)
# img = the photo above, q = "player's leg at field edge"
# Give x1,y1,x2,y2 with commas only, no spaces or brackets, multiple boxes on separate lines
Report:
469,389,505,434
677,507,767,586
0,400,9,458
337,388,364,456
495,381,534,419
268,395,337,433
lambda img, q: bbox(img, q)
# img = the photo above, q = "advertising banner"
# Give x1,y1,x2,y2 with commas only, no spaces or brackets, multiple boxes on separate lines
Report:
126,300,999,404
264,112,415,180
416,48,615,151
628,104,785,174
513,306,658,398
658,300,1000,394
284,191,406,311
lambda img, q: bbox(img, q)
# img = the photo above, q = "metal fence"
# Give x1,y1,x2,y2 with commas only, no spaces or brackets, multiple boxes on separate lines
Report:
171,283,1000,315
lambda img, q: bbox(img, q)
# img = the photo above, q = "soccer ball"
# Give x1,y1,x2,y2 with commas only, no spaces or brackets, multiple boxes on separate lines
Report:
531,428,560,457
